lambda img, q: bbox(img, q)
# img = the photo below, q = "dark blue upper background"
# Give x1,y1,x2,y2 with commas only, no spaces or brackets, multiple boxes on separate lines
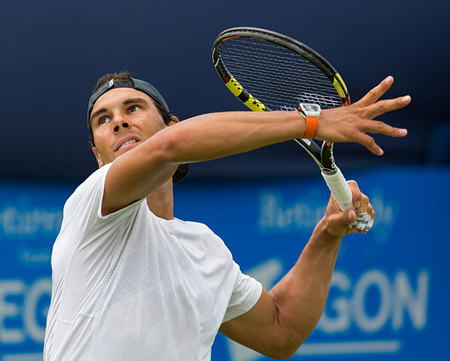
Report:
1,0,449,181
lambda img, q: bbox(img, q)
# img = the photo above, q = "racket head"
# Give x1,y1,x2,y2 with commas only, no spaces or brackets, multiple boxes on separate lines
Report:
212,27,350,171
212,27,350,112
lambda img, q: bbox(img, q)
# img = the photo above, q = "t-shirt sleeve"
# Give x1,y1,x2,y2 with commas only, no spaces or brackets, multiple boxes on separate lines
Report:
222,263,262,323
62,162,145,238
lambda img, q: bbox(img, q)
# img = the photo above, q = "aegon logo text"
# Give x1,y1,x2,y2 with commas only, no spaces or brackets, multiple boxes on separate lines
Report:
0,278,51,345
318,269,429,334
226,261,429,361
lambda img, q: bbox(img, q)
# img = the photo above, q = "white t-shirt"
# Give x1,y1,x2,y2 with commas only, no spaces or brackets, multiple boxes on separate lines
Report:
44,164,262,361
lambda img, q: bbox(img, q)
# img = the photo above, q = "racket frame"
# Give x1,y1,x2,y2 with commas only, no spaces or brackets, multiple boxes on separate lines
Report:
212,27,357,213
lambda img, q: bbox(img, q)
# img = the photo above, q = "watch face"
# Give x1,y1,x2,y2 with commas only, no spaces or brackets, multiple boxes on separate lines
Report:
301,103,320,113
300,103,320,117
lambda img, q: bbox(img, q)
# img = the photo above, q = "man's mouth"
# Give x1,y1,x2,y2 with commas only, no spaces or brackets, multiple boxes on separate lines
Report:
115,137,140,151
120,139,137,149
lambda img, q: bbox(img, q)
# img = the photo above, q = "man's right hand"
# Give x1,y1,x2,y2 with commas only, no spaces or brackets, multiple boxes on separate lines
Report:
316,76,410,155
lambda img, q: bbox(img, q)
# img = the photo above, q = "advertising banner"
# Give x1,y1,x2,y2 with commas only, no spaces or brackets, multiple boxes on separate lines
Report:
0,182,72,361
0,166,448,360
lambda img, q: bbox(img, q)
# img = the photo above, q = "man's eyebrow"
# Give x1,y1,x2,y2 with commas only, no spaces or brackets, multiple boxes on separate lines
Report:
90,97,149,123
90,107,107,123
122,97,148,106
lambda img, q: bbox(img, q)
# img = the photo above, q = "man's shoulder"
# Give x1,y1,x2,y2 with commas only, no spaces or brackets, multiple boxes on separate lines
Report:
74,165,111,197
63,164,112,214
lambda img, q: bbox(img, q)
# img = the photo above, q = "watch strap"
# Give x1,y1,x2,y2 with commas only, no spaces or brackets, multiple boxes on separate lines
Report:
299,107,319,139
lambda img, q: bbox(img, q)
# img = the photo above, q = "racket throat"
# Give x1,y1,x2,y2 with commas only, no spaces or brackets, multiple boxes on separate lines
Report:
321,142,338,174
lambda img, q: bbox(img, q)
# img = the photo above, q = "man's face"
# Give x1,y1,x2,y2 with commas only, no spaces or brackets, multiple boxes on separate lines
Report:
89,88,170,167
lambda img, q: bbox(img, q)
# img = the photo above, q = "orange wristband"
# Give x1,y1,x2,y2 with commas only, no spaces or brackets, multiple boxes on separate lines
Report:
302,113,319,139
299,104,320,139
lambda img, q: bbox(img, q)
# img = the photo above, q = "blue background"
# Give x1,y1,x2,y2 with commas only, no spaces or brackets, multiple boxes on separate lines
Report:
0,0,449,360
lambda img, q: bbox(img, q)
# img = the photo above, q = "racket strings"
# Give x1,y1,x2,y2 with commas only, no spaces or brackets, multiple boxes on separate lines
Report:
219,38,342,111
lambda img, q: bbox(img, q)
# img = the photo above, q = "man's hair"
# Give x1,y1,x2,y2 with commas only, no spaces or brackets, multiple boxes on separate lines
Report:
88,72,189,184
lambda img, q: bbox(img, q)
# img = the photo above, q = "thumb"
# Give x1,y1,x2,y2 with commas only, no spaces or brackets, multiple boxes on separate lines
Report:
328,208,356,225
343,209,357,225
325,209,357,238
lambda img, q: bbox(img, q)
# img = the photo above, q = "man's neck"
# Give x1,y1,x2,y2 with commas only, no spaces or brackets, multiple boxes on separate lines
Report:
146,180,174,220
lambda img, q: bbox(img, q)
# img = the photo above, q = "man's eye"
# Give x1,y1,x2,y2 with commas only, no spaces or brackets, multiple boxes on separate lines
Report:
98,117,111,125
129,105,141,113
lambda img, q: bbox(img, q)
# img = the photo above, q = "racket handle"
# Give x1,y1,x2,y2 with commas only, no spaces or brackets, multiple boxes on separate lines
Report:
321,167,354,211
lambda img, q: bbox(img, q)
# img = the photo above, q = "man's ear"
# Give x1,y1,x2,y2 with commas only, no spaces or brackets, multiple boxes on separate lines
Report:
168,116,179,126
92,147,104,168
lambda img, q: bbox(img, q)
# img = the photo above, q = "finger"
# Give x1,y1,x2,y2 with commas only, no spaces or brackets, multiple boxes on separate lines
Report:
324,207,355,237
331,209,356,227
352,131,384,156
347,180,362,209
364,95,411,119
361,119,408,139
358,194,370,213
345,209,357,224
355,76,394,107
356,200,375,234
345,209,360,234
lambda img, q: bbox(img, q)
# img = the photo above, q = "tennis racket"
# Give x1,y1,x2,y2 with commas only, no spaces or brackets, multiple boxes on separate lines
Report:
212,27,372,232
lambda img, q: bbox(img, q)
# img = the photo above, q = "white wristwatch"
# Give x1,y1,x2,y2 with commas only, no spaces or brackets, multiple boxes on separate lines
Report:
299,103,321,118
299,103,321,139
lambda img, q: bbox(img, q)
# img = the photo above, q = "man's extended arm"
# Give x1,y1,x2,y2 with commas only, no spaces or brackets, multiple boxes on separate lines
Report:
219,182,372,359
103,76,409,214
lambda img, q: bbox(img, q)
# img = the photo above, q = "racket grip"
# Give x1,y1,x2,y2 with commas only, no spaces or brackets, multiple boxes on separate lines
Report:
321,167,354,211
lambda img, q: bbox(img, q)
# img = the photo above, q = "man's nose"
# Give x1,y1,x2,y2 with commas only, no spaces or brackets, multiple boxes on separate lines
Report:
112,115,130,133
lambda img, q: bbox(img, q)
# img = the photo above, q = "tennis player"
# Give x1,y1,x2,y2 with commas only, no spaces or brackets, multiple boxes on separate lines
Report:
43,72,410,360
